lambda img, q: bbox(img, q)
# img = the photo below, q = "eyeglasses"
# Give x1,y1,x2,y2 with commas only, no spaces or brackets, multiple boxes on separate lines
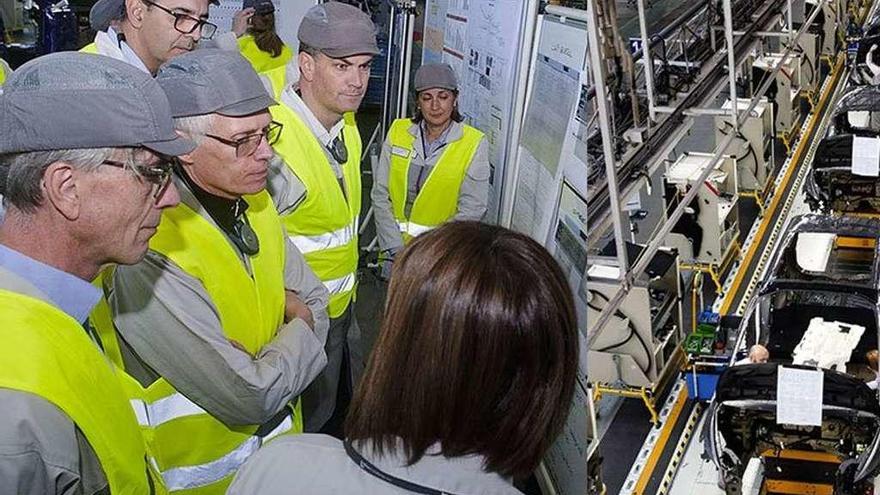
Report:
142,0,217,39
101,155,175,204
205,121,283,158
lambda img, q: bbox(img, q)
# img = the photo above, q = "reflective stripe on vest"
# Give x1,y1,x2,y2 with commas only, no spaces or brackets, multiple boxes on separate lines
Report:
91,190,301,494
324,272,357,295
289,218,358,254
0,290,157,495
140,405,293,491
269,93,362,318
129,393,204,427
387,118,483,244
397,221,434,238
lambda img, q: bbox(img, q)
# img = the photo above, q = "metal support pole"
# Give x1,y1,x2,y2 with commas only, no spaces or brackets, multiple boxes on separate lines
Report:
381,5,396,135
586,0,629,276
723,0,739,132
395,1,417,119
787,0,794,45
588,0,827,345
637,0,657,122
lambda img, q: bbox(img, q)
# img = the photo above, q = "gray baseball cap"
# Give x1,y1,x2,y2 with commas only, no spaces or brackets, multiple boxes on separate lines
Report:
414,63,458,92
0,52,195,157
298,2,379,58
156,49,276,118
90,0,220,32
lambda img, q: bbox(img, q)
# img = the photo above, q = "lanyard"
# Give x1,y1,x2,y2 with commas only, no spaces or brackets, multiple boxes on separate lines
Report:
343,440,463,495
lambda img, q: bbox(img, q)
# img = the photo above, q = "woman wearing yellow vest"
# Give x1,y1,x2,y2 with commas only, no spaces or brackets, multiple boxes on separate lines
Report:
234,0,292,74
370,63,490,277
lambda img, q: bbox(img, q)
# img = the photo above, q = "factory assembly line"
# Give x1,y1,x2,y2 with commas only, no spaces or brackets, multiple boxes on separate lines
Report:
585,0,880,490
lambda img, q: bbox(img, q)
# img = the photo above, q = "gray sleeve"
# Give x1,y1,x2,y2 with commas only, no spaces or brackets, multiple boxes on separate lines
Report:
200,31,239,51
0,390,106,495
267,156,307,215
110,253,328,427
453,138,490,222
370,136,405,252
283,234,330,346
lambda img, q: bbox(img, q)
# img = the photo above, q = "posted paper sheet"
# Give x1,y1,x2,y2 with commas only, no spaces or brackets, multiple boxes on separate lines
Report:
776,366,823,426
852,135,880,177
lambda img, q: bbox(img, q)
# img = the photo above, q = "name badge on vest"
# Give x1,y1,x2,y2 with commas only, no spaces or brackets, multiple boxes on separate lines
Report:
391,146,411,158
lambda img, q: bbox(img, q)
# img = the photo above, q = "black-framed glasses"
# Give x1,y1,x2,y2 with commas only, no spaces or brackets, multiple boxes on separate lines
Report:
205,121,283,158
142,0,217,39
101,155,175,204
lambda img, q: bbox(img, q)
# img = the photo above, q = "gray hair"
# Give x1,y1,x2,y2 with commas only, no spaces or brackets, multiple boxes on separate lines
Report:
173,114,214,145
1,148,115,213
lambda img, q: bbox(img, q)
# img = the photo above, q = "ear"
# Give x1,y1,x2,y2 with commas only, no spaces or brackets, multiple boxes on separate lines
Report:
42,162,81,221
298,51,315,83
173,130,198,168
126,0,145,27
176,151,196,169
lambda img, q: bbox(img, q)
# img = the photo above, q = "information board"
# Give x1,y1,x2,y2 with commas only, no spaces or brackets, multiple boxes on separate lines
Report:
422,0,528,222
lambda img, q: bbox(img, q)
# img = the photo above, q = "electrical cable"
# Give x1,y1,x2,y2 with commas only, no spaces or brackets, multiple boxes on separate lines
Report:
717,120,759,178
588,289,652,374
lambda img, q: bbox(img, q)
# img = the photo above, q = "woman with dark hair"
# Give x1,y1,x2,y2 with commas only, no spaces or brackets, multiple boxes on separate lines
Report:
234,0,292,73
370,63,491,278
229,221,580,494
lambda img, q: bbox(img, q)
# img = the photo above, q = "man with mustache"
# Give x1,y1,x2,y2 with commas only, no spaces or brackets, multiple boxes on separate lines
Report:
82,0,218,75
262,1,378,435
0,51,192,494
100,50,330,494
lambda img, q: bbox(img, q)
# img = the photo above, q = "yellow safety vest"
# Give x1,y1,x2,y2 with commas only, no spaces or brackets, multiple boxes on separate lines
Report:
92,191,300,495
264,64,286,99
0,61,8,85
269,86,362,318
237,34,292,74
387,118,483,243
80,42,99,54
0,290,158,495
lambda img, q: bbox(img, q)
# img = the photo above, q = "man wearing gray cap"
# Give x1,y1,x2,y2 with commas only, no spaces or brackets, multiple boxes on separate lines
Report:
263,0,378,437
0,51,192,494
370,62,489,274
82,0,219,75
98,49,330,494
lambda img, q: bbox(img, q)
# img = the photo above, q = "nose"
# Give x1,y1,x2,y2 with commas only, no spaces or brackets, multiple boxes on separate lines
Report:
254,135,274,161
430,98,441,112
350,68,367,90
156,181,181,209
187,27,202,44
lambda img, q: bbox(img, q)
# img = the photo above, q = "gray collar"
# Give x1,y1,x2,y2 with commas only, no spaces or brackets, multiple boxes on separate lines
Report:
408,120,464,143
281,84,345,147
352,438,520,494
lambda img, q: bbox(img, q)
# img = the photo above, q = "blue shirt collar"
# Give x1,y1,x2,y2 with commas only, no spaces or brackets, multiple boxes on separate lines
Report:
0,244,101,324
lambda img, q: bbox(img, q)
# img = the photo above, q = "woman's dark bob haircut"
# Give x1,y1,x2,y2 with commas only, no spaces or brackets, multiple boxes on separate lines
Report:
346,221,579,479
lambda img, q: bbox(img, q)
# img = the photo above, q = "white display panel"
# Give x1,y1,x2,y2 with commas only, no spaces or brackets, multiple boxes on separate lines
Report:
510,15,589,244
209,0,314,47
422,0,528,222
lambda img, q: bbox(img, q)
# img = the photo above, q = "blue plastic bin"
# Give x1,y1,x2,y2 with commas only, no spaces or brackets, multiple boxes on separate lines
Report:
685,371,721,401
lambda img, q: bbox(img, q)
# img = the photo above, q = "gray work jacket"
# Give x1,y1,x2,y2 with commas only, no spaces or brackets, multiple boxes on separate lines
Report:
108,176,329,427
0,268,109,495
228,434,524,494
